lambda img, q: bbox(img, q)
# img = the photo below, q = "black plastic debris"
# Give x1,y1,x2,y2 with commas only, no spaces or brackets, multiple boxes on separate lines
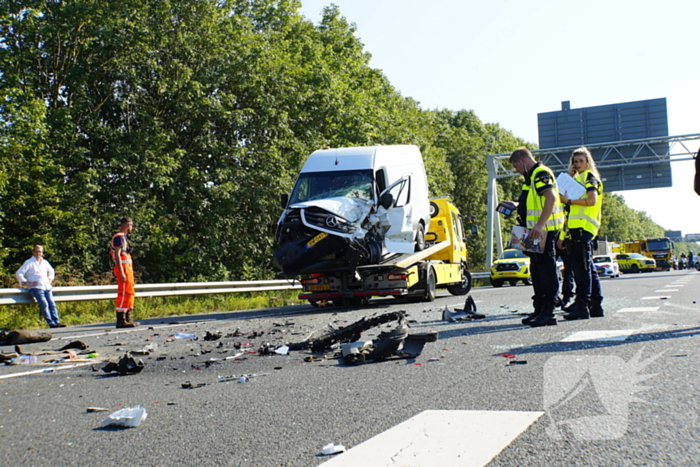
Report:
203,331,222,341
258,343,290,356
442,296,485,322
102,352,145,374
57,340,89,351
181,381,206,389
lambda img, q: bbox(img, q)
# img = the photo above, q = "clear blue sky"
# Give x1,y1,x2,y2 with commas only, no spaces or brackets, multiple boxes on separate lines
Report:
299,0,700,236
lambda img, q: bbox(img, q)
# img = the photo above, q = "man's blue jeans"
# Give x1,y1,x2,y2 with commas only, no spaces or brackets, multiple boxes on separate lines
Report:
29,288,60,326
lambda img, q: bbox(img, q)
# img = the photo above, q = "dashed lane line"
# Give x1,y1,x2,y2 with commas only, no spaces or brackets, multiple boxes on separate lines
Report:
320,410,543,467
617,307,660,313
561,330,636,342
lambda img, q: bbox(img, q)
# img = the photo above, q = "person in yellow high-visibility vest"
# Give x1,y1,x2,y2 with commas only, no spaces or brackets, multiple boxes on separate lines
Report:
558,147,604,319
111,217,139,328
510,148,565,327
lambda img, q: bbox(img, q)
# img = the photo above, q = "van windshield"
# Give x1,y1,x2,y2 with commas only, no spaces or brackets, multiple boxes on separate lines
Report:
289,170,374,203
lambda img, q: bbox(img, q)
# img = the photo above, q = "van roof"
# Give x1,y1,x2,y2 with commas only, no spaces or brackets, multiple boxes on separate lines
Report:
302,145,421,173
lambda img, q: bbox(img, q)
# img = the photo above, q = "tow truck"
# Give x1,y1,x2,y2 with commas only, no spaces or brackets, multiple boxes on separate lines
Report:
298,197,472,306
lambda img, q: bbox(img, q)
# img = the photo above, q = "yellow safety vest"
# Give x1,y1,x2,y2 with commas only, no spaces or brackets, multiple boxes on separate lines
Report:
526,164,565,231
568,170,603,236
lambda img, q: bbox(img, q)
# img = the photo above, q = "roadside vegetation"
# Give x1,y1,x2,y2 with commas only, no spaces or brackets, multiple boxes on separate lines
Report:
0,290,304,331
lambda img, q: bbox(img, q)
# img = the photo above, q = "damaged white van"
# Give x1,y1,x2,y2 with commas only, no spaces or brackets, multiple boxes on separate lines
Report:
274,145,431,276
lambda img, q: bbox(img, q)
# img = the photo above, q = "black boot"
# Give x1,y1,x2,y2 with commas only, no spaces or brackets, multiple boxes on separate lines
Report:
589,297,604,317
563,299,590,320
528,301,557,327
522,297,542,325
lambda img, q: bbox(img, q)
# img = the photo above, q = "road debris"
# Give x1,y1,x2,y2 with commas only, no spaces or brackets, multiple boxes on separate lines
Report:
320,443,346,456
204,331,222,341
87,407,111,412
442,296,485,322
174,332,197,340
101,405,147,428
102,353,145,374
0,330,52,345
181,381,207,389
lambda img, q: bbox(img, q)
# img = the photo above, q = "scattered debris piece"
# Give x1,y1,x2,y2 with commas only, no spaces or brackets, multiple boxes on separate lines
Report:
8,355,38,365
0,330,52,346
295,311,438,364
442,296,485,321
181,381,206,389
56,340,89,351
102,353,145,374
132,343,158,355
321,443,346,456
204,331,222,341
174,332,197,340
258,343,290,356
218,373,268,383
87,407,111,413
500,354,516,359
101,405,147,428
508,360,527,365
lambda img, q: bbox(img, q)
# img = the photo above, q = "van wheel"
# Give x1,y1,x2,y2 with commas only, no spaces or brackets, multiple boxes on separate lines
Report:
423,267,436,302
415,223,426,252
429,201,440,218
491,279,503,288
509,280,518,286
447,269,472,295
523,277,532,286
631,264,639,273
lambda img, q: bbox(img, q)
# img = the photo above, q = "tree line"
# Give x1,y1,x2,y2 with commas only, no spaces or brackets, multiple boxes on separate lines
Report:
0,0,665,286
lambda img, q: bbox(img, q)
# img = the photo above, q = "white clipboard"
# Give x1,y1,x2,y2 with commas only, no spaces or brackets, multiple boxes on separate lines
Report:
556,172,586,200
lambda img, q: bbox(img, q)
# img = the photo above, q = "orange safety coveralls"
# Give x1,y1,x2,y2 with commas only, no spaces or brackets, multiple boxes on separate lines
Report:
111,232,134,312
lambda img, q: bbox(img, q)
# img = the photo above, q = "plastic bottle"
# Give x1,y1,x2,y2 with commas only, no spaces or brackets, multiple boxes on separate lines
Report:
174,332,196,339
11,355,37,365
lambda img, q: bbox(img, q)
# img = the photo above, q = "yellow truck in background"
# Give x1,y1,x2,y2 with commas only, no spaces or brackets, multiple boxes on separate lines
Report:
621,237,675,271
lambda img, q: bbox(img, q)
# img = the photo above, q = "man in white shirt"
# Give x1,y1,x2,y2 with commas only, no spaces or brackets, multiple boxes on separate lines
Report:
15,245,65,328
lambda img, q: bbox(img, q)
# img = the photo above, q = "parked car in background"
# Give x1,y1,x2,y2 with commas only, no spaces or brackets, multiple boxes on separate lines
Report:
593,255,620,278
490,249,531,287
615,253,655,273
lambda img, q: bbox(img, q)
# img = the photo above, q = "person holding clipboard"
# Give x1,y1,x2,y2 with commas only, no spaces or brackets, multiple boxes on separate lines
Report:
558,147,604,320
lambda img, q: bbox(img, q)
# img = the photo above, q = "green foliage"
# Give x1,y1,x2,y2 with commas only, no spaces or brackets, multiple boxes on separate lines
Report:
598,193,665,242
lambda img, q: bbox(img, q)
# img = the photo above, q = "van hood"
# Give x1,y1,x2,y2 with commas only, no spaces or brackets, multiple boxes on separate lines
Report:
289,197,374,223
288,197,375,240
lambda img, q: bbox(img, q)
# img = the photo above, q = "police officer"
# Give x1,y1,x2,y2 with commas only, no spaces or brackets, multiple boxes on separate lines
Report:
510,148,565,327
559,147,604,319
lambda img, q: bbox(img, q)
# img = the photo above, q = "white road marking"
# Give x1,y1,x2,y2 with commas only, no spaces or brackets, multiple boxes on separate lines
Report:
656,289,678,292
320,410,543,467
641,296,671,300
561,330,636,342
617,307,659,313
0,361,96,380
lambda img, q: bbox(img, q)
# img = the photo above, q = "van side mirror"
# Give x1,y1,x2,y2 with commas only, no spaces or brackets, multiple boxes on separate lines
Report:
471,224,479,235
281,193,289,209
380,192,394,209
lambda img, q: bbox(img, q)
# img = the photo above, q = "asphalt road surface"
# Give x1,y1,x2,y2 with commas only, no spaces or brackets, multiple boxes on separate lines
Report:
1,269,699,466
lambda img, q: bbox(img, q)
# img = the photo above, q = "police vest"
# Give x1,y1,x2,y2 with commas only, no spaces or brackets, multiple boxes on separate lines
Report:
526,165,565,231
568,170,603,236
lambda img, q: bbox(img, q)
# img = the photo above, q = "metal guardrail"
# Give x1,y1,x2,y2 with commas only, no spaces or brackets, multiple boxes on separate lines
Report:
0,280,303,306
1,273,491,306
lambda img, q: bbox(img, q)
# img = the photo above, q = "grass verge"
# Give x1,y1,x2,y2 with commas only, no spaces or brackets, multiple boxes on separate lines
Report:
0,290,305,331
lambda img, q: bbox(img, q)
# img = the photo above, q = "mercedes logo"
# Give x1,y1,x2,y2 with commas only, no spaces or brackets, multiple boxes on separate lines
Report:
325,216,338,228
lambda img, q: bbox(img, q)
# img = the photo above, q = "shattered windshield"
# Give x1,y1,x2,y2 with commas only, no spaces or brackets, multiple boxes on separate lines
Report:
501,249,527,259
289,170,374,204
